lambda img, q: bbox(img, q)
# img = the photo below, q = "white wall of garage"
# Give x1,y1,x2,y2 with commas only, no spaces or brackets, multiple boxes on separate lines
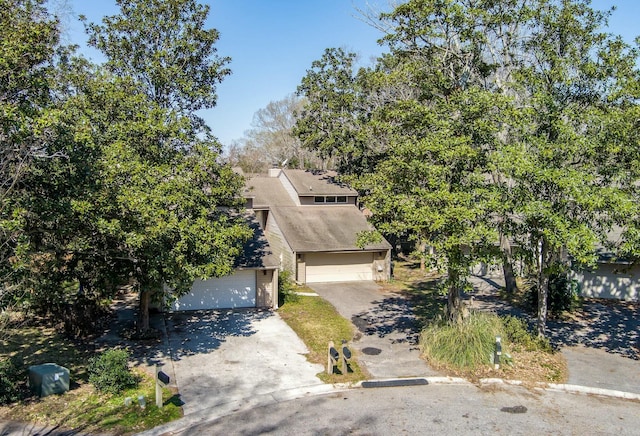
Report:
174,270,257,310
305,252,374,283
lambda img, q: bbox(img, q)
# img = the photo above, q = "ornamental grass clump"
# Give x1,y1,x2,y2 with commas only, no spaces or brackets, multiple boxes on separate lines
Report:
420,312,505,370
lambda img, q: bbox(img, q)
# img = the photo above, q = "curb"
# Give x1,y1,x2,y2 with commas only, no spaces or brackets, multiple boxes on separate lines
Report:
138,377,640,435
478,378,640,401
545,383,640,400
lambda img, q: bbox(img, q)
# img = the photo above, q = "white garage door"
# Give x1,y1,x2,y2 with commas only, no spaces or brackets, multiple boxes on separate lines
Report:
175,270,256,310
305,252,374,283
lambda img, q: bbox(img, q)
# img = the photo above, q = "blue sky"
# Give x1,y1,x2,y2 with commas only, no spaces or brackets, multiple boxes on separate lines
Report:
63,0,639,147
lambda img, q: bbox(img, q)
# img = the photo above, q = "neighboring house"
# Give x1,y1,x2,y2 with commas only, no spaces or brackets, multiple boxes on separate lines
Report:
172,214,280,310
472,228,640,302
572,261,639,301
245,169,392,284
571,229,639,301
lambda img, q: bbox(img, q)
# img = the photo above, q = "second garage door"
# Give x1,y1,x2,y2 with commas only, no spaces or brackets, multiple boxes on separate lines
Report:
305,252,374,283
175,270,256,310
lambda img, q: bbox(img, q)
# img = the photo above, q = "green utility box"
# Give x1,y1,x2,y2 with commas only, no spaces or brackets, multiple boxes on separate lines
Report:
28,363,70,397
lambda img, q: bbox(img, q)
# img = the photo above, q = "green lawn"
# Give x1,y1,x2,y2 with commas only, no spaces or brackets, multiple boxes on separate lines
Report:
278,292,368,384
0,323,182,435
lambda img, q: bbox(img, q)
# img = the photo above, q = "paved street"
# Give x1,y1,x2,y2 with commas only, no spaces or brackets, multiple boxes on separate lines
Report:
173,383,640,435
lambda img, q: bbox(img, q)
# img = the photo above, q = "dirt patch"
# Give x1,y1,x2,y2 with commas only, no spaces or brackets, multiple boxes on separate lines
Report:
423,348,568,385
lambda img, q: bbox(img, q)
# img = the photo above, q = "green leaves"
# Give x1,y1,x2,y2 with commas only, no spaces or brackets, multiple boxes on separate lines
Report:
296,0,639,332
2,0,251,332
83,0,229,117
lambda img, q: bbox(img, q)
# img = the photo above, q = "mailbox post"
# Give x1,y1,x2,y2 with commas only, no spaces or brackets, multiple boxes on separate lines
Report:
341,340,352,374
327,341,339,375
155,365,170,408
494,336,502,369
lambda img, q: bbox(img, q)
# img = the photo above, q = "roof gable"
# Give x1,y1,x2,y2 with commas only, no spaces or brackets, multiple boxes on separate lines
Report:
244,175,296,208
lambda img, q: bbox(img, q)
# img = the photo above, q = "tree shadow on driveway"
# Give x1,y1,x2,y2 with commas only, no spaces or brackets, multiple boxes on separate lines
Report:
351,278,446,347
164,309,272,360
352,295,420,345
469,275,640,360
97,294,273,367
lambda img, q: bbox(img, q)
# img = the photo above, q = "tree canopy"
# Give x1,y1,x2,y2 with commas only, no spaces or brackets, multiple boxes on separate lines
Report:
296,0,640,335
2,0,251,335
228,94,324,173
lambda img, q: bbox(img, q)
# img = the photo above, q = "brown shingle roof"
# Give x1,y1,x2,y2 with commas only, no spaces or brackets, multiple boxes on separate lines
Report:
235,212,279,269
244,175,296,208
269,205,391,252
282,169,358,197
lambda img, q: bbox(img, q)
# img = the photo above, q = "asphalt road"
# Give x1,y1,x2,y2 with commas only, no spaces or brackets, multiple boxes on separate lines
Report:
173,383,640,435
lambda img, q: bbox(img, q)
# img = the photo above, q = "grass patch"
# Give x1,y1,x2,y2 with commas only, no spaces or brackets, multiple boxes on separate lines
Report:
0,322,182,434
278,292,367,384
3,369,182,434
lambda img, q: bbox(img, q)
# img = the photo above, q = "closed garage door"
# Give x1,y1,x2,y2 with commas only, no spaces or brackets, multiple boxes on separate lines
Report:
175,270,256,310
305,252,374,283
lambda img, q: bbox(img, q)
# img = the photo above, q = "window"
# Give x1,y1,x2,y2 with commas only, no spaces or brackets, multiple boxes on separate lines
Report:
314,195,349,204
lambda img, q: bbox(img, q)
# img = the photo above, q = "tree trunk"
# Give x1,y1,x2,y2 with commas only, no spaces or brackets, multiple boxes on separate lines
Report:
418,241,426,271
536,237,549,338
500,233,517,294
537,273,549,337
447,267,461,323
138,288,151,333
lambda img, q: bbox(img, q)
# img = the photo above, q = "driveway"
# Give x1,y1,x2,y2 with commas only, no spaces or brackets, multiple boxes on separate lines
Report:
308,281,439,378
161,309,324,416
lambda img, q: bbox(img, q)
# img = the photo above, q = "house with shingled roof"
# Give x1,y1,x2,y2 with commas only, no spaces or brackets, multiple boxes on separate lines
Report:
245,169,391,284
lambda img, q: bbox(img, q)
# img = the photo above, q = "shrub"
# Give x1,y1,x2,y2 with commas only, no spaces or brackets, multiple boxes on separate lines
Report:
523,273,580,316
420,312,505,370
0,358,23,405
88,349,139,394
278,270,299,305
501,315,551,352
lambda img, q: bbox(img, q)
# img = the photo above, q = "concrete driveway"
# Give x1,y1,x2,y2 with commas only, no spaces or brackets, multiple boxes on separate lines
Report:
162,309,324,416
308,281,438,379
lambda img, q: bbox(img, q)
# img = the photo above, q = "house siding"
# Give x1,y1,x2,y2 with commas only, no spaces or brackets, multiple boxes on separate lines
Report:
373,250,391,282
296,254,306,283
265,212,295,274
256,269,278,308
277,171,301,205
